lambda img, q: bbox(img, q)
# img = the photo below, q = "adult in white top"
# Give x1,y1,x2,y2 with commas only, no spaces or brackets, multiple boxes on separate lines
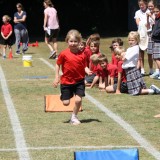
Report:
43,0,60,59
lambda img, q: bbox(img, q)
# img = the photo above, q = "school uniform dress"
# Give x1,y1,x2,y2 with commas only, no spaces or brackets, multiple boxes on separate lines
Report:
151,15,160,59
122,45,146,95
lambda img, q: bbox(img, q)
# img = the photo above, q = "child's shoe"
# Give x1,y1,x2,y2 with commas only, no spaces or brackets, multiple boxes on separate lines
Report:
150,84,160,94
70,115,81,125
49,51,56,59
150,72,159,79
3,54,6,59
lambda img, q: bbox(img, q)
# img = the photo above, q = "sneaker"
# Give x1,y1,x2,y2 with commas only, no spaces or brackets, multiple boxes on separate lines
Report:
49,51,56,59
15,52,21,55
70,115,81,125
150,84,160,94
3,55,6,59
158,76,160,80
150,72,159,79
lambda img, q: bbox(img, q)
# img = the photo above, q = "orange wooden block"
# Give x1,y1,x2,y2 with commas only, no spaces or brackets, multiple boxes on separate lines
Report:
44,95,82,112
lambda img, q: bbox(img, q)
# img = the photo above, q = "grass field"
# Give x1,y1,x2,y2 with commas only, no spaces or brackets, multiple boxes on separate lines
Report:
0,36,160,160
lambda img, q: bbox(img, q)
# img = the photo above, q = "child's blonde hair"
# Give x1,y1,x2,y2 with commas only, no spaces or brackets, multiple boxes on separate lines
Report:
128,31,140,44
138,0,148,5
90,54,99,65
3,15,11,22
65,29,82,43
89,40,100,47
114,47,125,56
98,54,108,63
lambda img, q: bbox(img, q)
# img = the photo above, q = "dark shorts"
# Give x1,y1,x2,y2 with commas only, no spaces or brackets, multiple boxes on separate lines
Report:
45,28,59,42
60,79,85,101
0,36,13,46
113,82,128,93
85,74,96,83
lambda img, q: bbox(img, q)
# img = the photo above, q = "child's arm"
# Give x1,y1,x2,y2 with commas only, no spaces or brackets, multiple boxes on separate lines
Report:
1,32,6,39
53,64,60,88
5,30,12,39
89,75,99,88
115,72,122,94
85,67,93,75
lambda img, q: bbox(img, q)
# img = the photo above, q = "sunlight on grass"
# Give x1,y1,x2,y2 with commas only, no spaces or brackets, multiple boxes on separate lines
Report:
0,36,160,160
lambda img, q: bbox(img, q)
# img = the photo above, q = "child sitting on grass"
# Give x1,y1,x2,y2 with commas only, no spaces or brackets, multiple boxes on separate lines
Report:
122,31,160,95
106,47,128,94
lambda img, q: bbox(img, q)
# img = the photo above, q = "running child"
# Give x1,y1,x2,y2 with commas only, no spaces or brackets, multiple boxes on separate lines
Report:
106,47,128,94
53,29,87,125
1,15,13,59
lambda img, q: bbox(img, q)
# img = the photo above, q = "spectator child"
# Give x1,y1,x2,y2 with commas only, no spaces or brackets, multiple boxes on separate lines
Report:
151,4,160,80
122,31,160,95
1,15,13,59
78,40,86,52
134,0,149,75
106,47,128,94
85,40,101,86
53,29,87,125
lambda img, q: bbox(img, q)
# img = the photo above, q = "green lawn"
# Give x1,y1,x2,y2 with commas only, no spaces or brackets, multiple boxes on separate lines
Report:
0,37,160,160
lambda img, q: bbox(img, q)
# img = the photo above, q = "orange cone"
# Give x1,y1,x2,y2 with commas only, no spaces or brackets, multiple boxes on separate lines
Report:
35,41,39,47
8,51,13,59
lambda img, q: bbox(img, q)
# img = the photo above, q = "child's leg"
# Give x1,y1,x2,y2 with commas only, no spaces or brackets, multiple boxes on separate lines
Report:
147,54,153,74
106,85,115,93
62,99,70,106
70,95,82,125
2,45,7,58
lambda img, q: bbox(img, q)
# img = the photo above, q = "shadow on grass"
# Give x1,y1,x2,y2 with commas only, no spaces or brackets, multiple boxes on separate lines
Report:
63,119,101,124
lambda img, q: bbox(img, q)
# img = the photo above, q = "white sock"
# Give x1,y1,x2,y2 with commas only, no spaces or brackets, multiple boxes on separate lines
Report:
148,89,154,94
155,69,159,73
141,68,145,74
3,53,6,56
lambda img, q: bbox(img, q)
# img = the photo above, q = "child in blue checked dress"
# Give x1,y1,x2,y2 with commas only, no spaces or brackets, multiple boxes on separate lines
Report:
122,31,160,95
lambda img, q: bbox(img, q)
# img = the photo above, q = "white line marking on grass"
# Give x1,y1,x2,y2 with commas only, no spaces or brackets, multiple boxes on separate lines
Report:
39,58,55,71
0,145,142,152
40,58,160,160
0,66,31,160
85,93,160,160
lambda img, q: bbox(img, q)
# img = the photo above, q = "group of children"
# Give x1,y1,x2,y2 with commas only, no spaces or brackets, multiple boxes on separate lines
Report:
135,0,160,80
53,27,160,125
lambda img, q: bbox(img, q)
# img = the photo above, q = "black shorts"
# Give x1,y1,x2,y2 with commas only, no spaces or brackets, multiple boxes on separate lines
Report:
113,82,128,93
85,74,96,83
45,28,59,42
60,79,85,101
0,36,13,46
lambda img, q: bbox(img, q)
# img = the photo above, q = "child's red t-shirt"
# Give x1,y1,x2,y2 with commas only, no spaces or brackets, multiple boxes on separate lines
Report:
57,48,87,85
117,60,126,82
107,63,117,78
111,52,119,66
1,23,12,37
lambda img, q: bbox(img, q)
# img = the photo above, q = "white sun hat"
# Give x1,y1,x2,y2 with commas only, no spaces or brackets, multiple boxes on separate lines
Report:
138,21,148,51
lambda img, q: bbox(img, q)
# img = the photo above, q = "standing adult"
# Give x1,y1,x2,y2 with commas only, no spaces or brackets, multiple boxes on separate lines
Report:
43,0,60,59
14,3,29,55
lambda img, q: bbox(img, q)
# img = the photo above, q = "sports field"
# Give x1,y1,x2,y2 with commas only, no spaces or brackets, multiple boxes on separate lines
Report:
0,37,160,160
